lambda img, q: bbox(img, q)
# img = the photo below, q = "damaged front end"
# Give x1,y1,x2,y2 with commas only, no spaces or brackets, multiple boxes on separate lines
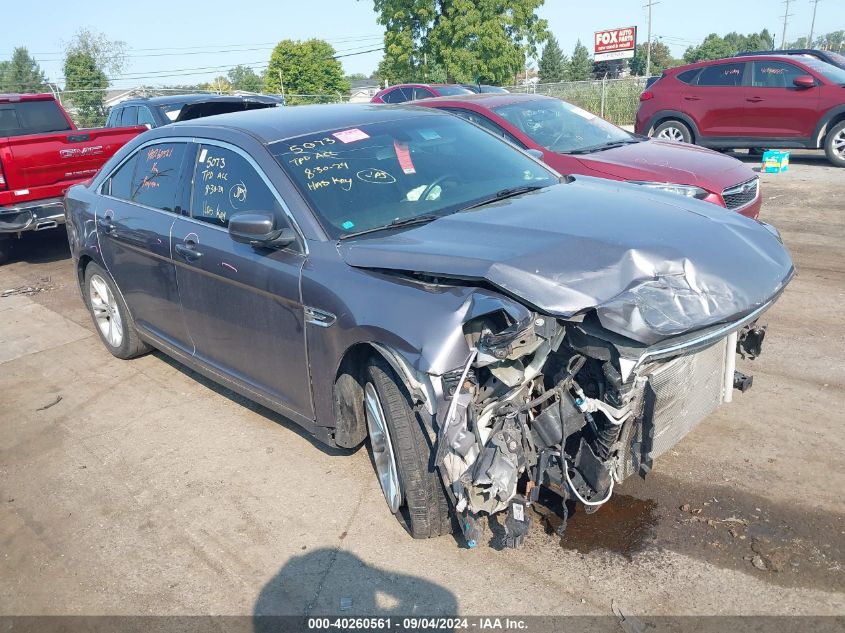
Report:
432,301,776,549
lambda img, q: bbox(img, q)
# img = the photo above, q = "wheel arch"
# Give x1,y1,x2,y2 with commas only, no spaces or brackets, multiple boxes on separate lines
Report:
645,110,700,142
331,341,437,449
815,106,845,148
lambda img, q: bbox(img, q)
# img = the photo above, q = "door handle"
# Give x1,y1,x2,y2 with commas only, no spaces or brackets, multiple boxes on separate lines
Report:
98,211,114,234
175,241,202,261
683,96,701,101
746,97,764,103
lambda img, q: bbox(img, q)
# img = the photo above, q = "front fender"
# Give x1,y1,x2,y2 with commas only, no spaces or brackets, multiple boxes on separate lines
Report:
301,243,532,429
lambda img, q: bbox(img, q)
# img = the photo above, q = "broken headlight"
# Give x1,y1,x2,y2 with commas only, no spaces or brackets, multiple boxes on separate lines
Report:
628,181,709,200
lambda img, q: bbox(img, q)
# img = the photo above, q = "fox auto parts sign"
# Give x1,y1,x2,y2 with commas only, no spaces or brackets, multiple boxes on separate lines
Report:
594,26,637,61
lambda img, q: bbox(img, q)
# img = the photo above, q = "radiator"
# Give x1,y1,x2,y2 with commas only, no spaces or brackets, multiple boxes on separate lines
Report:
620,338,728,479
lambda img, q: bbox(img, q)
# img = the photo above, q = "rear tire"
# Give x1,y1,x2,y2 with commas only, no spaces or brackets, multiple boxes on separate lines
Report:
364,357,453,539
83,262,150,359
824,121,845,168
653,120,692,144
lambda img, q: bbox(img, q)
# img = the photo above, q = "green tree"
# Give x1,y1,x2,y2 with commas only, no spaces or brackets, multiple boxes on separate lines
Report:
227,65,263,92
201,76,233,93
62,51,108,127
264,39,350,104
0,47,49,93
629,41,675,76
538,34,567,83
64,28,126,76
372,0,547,85
683,30,774,63
568,39,593,81
345,72,369,81
62,29,126,127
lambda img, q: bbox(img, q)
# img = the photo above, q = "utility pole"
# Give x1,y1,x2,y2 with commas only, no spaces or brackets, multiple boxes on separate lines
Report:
780,0,794,48
643,0,660,77
808,0,821,46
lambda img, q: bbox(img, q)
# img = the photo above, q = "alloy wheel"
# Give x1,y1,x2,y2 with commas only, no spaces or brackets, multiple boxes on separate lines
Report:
89,274,124,348
657,126,685,142
364,382,402,513
833,128,845,159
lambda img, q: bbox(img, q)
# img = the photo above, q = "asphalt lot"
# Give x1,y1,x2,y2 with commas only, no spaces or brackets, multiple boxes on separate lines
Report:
1,151,843,618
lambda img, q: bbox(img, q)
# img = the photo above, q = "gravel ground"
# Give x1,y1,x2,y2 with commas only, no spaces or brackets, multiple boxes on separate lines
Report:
0,150,842,622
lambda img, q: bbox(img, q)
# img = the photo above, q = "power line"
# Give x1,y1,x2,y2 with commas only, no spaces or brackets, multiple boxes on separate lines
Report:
3,45,385,88
0,34,385,60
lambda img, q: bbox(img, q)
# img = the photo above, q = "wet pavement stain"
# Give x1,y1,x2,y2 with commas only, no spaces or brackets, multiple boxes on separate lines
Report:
532,492,659,560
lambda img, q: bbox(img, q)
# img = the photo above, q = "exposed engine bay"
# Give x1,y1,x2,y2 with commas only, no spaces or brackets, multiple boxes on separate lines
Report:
433,306,769,549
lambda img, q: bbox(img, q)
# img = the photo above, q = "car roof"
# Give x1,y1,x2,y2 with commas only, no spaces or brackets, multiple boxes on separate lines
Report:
166,102,446,143
670,53,817,71
0,93,56,103
415,92,553,108
118,93,282,106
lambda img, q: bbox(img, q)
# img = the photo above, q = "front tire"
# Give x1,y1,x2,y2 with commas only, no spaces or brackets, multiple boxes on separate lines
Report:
83,262,150,359
364,357,453,539
653,120,692,144
824,121,845,168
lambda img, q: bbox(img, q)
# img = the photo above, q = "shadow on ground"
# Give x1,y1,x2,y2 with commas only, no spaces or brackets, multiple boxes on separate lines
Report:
1,228,71,266
253,549,457,628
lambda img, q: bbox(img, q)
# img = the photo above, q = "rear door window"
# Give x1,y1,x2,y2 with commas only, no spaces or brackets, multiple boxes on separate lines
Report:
413,87,435,100
676,69,701,84
106,142,188,212
696,63,746,87
189,144,284,228
381,88,411,103
120,106,138,126
752,61,807,87
137,107,156,128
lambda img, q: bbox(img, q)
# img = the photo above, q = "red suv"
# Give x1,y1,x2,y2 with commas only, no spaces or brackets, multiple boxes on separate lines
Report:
635,55,845,167
371,83,473,104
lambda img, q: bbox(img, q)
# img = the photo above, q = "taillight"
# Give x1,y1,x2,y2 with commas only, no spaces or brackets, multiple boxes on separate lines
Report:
640,91,654,101
0,162,6,191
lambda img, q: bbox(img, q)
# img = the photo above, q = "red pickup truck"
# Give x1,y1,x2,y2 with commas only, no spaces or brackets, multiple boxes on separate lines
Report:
0,93,144,261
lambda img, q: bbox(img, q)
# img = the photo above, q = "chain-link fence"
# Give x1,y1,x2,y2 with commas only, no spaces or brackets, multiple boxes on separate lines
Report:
56,79,646,129
507,77,648,127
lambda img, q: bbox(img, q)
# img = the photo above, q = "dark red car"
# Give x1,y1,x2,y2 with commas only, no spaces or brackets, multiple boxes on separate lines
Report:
635,55,845,167
371,83,474,104
417,93,762,218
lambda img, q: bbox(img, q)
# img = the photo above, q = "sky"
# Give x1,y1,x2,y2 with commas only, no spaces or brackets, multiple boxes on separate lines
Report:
3,0,843,89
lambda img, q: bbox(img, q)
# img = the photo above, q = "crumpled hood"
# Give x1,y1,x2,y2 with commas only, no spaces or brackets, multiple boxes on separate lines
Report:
577,139,755,192
339,178,794,345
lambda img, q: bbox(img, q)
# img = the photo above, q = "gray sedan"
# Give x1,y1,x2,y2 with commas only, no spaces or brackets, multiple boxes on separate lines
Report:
64,104,793,549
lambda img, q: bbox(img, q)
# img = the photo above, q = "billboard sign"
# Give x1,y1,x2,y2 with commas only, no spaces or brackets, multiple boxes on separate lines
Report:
594,26,637,61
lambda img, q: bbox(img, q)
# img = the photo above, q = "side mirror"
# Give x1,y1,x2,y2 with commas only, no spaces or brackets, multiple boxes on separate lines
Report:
793,75,815,89
524,148,545,162
228,212,296,249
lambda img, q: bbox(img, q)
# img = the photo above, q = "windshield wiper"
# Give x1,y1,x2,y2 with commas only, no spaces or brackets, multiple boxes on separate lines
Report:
338,214,440,240
461,184,547,211
567,138,641,155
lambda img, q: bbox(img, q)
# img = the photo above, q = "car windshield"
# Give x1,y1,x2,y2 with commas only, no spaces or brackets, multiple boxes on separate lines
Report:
493,99,636,153
157,103,188,122
436,86,474,96
270,114,558,239
798,57,845,84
